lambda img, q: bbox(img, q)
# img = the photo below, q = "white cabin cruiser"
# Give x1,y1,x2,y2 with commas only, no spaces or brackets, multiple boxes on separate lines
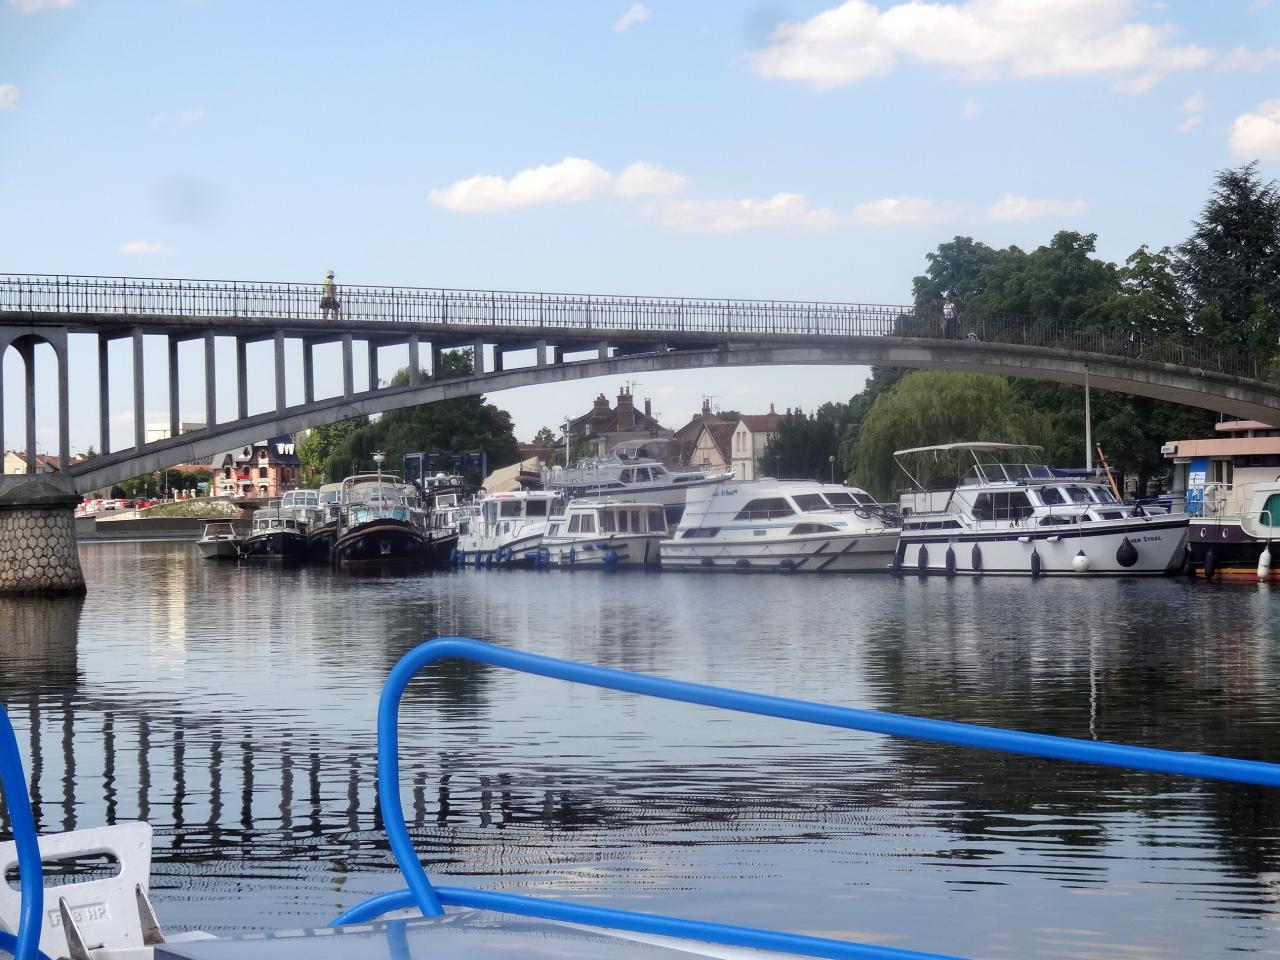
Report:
542,441,732,524
661,480,901,573
542,500,667,569
195,521,241,560
893,442,1189,576
456,490,560,566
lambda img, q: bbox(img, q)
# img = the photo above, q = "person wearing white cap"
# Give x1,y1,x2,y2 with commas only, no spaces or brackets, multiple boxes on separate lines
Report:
320,270,341,321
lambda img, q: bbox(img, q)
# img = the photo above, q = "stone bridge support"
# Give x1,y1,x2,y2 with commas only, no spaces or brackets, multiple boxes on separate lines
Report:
0,475,86,595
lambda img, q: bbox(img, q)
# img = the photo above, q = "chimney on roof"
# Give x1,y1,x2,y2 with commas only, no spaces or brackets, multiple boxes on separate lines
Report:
702,398,711,417
616,388,635,430
644,398,652,419
769,403,776,415
592,393,611,422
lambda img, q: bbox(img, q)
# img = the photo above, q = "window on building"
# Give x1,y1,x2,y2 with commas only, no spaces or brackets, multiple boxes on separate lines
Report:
259,467,268,479
1211,460,1234,487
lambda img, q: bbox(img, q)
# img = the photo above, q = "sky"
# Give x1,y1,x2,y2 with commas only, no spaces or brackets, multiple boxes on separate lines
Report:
2,0,1280,457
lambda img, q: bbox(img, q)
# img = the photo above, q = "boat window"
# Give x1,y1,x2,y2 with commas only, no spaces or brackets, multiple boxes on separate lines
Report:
526,499,549,517
1063,486,1092,504
617,510,629,532
823,491,856,507
580,514,595,533
1092,488,1117,503
650,466,668,479
620,469,633,483
1040,487,1065,506
681,527,720,538
629,510,642,531
852,493,876,506
499,501,523,518
791,523,838,534
546,524,560,537
1099,511,1125,520
971,491,1033,521
1039,515,1072,526
600,511,616,532
1262,494,1280,526
567,514,581,533
734,498,794,520
648,508,665,532
636,468,652,482
793,494,828,513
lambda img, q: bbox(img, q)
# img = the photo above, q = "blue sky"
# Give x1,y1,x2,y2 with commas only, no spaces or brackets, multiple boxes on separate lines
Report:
2,0,1279,457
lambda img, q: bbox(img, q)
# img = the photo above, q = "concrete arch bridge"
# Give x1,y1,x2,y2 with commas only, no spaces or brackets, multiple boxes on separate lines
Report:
0,273,1276,497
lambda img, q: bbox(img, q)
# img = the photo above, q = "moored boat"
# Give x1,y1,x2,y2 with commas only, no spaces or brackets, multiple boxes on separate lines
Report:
542,500,667,568
195,521,242,560
1185,479,1280,581
240,506,309,559
455,490,559,567
893,442,1189,576
307,482,344,563
332,471,429,570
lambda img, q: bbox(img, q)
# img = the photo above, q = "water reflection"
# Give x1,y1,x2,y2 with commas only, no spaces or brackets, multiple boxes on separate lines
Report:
0,545,1278,955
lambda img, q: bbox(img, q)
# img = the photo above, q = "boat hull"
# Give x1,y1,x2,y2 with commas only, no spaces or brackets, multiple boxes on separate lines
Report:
240,531,308,559
544,533,663,569
334,521,427,569
1186,519,1280,581
456,532,545,568
660,529,899,573
308,522,337,563
895,516,1189,576
197,539,240,560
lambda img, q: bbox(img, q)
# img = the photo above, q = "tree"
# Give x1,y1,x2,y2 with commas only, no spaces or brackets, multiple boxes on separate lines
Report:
853,372,1051,498
761,402,851,480
533,426,558,447
298,417,368,485
1178,162,1280,349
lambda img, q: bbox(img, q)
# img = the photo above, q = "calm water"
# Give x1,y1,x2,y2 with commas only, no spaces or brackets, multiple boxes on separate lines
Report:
2,542,1279,958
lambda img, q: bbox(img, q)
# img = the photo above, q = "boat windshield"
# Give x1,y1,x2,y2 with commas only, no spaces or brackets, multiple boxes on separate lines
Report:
793,493,829,513
961,461,1054,485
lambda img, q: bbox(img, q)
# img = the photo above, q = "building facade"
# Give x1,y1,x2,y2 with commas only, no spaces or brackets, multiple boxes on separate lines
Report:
212,437,302,498
731,404,782,480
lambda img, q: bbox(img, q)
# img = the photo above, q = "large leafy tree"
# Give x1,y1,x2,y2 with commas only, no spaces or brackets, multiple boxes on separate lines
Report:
298,417,368,484
1177,162,1280,348
853,371,1051,498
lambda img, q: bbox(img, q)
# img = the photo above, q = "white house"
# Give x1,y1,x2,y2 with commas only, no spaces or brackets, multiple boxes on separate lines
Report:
730,404,783,480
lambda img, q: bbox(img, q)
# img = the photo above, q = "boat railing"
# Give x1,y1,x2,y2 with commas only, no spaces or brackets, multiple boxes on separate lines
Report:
329,637,1280,960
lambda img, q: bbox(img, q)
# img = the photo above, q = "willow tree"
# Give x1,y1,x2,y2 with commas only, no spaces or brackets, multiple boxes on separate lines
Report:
852,371,1050,498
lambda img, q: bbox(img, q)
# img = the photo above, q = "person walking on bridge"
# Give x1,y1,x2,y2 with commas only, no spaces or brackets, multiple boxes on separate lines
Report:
941,294,958,339
320,270,341,321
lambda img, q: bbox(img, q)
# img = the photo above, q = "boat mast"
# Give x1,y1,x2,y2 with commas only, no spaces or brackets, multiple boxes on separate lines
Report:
1083,365,1093,473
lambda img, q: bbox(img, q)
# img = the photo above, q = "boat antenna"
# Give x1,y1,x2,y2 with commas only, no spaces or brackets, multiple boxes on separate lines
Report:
1083,364,1093,472
374,451,386,501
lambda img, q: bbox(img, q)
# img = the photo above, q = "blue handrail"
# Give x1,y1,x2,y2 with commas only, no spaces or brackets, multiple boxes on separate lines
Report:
338,636,1280,960
0,706,43,960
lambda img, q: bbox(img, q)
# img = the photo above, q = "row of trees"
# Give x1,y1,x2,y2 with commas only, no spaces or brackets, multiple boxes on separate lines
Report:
762,163,1280,499
297,349,520,485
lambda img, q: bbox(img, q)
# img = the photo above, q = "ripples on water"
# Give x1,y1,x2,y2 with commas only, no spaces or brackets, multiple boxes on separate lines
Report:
1,542,1278,957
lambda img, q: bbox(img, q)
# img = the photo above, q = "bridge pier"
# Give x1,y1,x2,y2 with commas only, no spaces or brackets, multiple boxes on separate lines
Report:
0,475,86,596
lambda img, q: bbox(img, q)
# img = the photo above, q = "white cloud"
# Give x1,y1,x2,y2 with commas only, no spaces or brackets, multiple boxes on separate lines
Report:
850,197,958,225
614,3,651,32
118,240,172,256
8,0,75,10
962,96,980,119
986,194,1088,221
429,158,613,212
751,0,1212,93
1180,92,1207,114
429,157,686,211
0,85,17,110
1229,99,1280,160
1218,46,1280,71
660,193,838,233
614,161,687,196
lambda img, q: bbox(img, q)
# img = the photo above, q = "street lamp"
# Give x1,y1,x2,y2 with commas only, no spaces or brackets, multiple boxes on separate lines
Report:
829,455,836,484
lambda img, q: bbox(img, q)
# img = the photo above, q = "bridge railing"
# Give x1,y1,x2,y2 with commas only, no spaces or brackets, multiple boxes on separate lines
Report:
0,274,1267,383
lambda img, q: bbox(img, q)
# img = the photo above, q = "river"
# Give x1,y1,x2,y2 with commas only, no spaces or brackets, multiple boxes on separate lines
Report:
2,542,1278,958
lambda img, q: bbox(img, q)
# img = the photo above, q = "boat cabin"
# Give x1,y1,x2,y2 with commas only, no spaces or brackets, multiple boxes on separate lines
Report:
546,502,668,539
1163,420,1280,517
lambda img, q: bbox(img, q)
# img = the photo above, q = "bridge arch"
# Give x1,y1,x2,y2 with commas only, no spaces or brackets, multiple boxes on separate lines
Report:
68,337,1280,494
0,330,71,477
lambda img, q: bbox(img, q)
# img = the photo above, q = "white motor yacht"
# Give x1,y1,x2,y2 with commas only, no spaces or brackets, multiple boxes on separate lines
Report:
195,521,242,560
542,500,667,569
543,441,732,524
456,490,560,566
661,479,901,573
893,442,1189,576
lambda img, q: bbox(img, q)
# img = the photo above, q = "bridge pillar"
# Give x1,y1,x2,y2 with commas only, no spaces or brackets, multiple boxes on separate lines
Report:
367,340,380,390
203,331,217,430
0,349,5,462
0,475,85,596
597,340,611,361
535,339,548,367
167,336,180,439
235,337,248,420
492,347,504,374
132,327,145,451
274,331,287,413
430,342,442,378
407,335,420,386
473,339,486,375
341,333,354,399
19,339,36,471
302,339,315,403
98,336,111,455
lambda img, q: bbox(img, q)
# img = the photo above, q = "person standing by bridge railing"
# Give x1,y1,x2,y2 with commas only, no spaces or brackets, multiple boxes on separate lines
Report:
942,293,958,339
321,270,341,321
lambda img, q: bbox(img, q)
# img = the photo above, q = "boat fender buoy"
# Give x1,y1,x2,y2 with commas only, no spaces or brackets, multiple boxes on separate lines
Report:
971,543,982,573
1030,549,1042,578
1115,537,1139,569
700,557,714,567
944,545,956,576
735,558,750,569
917,545,929,575
603,548,620,566
891,546,904,576
779,558,795,572
1258,545,1272,581
568,547,577,566
1203,548,1216,580
1071,549,1089,574
448,548,458,565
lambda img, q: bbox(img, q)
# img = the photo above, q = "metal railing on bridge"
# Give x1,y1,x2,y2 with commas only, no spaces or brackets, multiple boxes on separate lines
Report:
0,273,1268,383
